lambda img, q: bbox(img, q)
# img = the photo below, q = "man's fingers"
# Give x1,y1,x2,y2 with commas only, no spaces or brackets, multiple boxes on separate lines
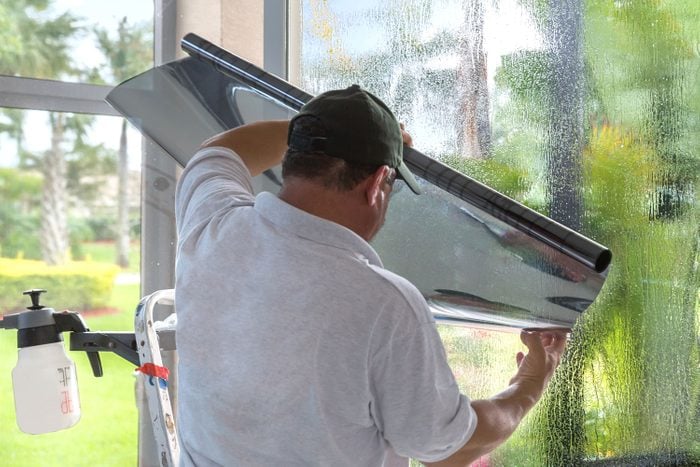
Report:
549,332,568,356
519,331,548,369
523,328,570,351
399,122,413,147
540,333,555,347
520,330,546,355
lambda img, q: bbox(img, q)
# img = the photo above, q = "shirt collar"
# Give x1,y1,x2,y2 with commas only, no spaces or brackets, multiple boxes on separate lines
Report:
254,192,383,268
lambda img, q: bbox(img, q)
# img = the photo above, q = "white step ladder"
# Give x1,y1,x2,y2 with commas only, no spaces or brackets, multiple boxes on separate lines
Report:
134,289,179,466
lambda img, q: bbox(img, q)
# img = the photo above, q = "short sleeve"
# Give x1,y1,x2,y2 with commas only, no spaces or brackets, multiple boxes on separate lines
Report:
369,302,477,463
175,146,255,239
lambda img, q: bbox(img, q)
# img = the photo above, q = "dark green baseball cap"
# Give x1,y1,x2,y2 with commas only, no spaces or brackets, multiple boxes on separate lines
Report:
287,85,421,194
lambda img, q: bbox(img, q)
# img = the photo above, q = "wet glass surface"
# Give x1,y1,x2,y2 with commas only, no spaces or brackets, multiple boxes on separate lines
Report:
296,0,700,464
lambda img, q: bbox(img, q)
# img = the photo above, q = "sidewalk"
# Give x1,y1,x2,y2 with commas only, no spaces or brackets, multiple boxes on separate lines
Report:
115,272,140,285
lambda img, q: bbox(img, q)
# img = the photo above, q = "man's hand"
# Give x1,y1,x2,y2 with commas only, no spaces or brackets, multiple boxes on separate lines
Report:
400,123,413,147
425,329,569,467
509,329,569,402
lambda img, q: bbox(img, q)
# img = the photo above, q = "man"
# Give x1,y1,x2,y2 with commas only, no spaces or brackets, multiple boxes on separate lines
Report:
175,85,567,466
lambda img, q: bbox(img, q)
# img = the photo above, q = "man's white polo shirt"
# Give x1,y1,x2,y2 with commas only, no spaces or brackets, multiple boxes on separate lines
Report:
175,146,476,466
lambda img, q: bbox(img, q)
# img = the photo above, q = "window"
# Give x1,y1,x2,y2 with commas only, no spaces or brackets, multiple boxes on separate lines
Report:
0,108,142,464
295,0,700,464
0,0,153,463
1,0,698,465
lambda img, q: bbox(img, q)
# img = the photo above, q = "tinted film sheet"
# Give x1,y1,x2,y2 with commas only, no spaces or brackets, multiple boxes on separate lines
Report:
106,34,611,332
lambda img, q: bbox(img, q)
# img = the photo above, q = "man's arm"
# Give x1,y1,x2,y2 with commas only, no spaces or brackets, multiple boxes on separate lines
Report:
200,120,290,176
425,330,568,467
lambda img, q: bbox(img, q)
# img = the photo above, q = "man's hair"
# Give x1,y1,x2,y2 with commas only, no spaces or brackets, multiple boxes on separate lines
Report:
282,115,378,191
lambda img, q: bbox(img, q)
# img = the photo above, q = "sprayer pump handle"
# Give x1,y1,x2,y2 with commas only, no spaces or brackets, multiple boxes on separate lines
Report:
22,289,47,310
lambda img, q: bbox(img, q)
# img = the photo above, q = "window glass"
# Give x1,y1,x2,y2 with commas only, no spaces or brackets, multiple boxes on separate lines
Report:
298,0,700,464
0,108,142,463
0,0,153,85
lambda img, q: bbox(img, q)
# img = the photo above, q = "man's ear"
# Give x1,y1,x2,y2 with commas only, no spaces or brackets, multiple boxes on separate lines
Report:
365,165,390,207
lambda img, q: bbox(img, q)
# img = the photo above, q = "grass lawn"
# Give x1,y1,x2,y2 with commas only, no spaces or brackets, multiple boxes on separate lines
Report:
1,282,142,466
80,241,140,274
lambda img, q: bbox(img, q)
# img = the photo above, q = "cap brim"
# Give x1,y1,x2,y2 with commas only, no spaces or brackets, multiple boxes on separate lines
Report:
397,149,421,195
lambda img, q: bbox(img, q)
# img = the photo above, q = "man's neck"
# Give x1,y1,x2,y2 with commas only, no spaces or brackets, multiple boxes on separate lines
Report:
278,180,374,241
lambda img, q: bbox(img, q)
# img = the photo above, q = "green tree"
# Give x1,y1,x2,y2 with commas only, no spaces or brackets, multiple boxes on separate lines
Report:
456,0,491,158
302,3,700,464
497,0,700,463
0,0,84,265
94,17,152,268
0,168,42,258
579,0,700,460
0,109,25,156
0,0,74,79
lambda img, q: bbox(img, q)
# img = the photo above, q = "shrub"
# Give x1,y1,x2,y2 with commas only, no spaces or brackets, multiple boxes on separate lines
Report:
0,208,42,260
0,213,97,262
0,258,119,314
86,216,116,242
69,218,96,261
440,154,537,207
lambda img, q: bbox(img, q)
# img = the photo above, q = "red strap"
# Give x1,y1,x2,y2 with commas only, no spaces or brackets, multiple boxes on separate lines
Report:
136,363,169,381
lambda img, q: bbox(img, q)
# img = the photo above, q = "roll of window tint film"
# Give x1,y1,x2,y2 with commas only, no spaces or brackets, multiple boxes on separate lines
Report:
106,33,611,331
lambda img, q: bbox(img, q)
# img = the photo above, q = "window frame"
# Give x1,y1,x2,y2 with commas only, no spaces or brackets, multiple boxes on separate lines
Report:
0,1,291,464
0,76,116,115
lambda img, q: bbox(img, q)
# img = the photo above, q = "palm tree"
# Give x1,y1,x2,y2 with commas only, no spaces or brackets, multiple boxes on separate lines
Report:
456,0,491,159
0,109,25,156
0,0,81,265
95,17,153,268
542,0,585,232
301,0,492,159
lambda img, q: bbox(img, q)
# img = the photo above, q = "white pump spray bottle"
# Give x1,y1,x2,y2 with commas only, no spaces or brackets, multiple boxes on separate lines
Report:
1,289,101,434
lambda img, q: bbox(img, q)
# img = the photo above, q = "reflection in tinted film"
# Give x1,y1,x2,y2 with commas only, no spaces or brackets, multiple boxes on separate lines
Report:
106,34,610,332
